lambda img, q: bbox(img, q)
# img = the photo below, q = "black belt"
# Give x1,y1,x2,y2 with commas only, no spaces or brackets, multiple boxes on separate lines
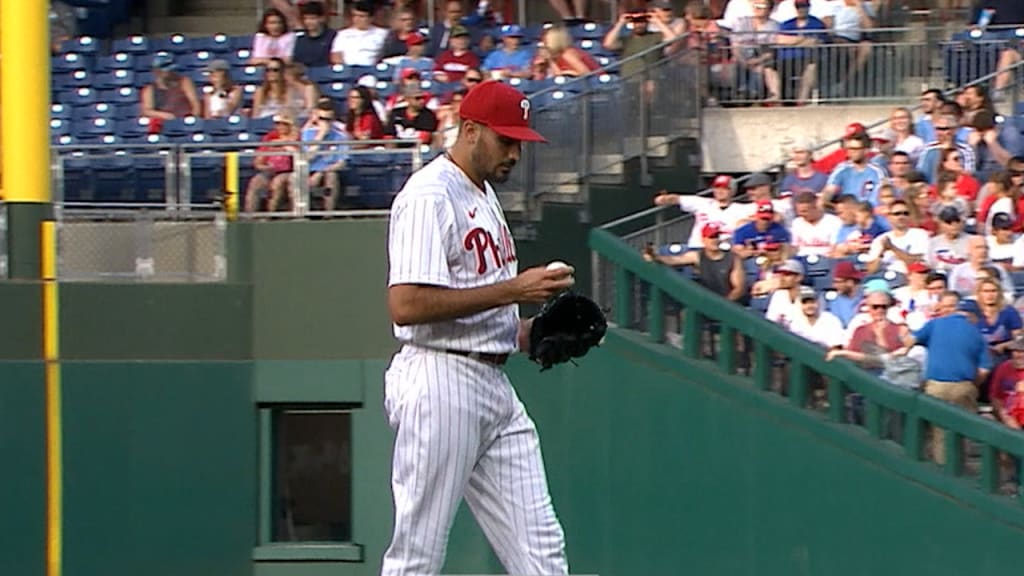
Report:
445,349,510,366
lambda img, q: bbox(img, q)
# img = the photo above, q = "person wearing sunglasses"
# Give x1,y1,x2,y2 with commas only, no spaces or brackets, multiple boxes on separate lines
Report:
251,57,290,119
302,98,349,211
863,198,930,276
916,113,976,185
386,86,439,147
827,288,908,370
820,132,887,210
926,205,969,274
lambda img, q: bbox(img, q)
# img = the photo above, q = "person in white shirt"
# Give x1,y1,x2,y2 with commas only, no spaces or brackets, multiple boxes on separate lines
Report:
790,191,842,256
771,0,835,22
891,262,940,331
330,1,389,66
652,174,755,249
1011,231,1024,271
791,285,845,348
987,213,1018,267
765,258,807,327
864,199,930,275
948,235,1017,300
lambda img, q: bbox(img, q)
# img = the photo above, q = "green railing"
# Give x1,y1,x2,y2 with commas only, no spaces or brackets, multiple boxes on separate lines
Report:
590,227,1024,503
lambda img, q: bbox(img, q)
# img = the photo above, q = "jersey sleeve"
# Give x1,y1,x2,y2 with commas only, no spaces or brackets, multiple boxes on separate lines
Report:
387,193,456,287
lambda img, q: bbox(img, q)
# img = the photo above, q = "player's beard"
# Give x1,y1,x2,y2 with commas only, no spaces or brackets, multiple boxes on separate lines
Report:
490,159,516,183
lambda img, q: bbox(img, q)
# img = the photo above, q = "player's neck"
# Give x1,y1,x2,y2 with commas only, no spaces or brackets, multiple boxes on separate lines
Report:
445,148,486,192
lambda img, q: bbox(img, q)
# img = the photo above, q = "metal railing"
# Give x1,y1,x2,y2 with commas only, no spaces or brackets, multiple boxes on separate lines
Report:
591,227,1024,501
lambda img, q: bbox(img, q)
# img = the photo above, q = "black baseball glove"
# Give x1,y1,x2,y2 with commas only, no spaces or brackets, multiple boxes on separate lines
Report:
528,291,608,371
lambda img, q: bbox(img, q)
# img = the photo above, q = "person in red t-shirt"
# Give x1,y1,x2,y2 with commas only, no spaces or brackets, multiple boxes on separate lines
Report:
346,85,386,147
977,171,1024,234
928,148,980,203
433,25,480,83
245,112,300,213
990,338,1024,428
813,122,880,175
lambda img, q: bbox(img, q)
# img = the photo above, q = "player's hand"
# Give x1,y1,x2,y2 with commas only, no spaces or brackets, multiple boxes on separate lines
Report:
653,191,678,207
511,266,575,303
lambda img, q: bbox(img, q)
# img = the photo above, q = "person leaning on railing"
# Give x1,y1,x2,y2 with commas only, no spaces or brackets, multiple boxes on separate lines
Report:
642,222,747,303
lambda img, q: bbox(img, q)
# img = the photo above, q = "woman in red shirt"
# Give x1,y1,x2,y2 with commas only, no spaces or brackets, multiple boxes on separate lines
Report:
929,148,980,205
977,171,1024,233
904,182,938,234
346,86,385,147
541,26,601,77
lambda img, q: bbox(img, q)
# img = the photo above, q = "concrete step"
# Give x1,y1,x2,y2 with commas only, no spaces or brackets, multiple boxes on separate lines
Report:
148,15,254,36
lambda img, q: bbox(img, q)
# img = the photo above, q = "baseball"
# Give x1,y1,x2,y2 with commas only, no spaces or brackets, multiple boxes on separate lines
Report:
546,261,572,272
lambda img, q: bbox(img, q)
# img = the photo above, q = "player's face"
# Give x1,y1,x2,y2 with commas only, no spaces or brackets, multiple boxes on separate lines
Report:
471,124,521,183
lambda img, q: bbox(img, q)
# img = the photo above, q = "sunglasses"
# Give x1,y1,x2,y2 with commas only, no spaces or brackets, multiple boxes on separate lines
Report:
1010,170,1024,176
890,211,909,216
948,155,962,161
846,146,866,151
465,77,482,83
266,67,281,72
935,126,952,131
869,304,889,310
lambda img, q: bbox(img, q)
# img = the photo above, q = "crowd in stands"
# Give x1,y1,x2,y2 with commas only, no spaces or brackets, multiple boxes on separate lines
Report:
645,88,1024,463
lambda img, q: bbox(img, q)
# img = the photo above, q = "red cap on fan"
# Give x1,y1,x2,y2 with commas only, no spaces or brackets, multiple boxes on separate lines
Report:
712,175,732,188
844,122,867,138
459,80,546,142
701,222,722,238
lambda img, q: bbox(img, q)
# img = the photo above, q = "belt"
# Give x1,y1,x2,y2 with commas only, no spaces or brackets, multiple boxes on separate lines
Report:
445,349,510,366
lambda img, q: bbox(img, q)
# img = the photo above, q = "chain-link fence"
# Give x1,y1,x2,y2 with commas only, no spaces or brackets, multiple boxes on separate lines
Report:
56,206,227,282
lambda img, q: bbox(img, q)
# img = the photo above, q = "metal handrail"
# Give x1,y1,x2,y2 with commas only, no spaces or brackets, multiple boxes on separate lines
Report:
597,55,1024,233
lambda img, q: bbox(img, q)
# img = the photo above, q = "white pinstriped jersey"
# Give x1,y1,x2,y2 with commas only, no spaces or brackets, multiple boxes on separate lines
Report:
388,155,520,354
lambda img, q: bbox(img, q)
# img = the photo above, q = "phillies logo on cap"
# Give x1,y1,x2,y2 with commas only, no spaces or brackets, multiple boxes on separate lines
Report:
520,98,530,120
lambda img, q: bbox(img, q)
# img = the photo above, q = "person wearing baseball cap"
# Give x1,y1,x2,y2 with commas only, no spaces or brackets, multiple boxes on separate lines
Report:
780,138,828,200
791,284,845,350
390,31,435,83
731,199,792,259
643,221,747,302
988,212,1019,264
434,24,480,83
651,173,753,250
764,258,805,326
988,335,1024,430
142,52,201,120
482,24,532,80
812,121,880,175
828,260,864,327
201,59,243,119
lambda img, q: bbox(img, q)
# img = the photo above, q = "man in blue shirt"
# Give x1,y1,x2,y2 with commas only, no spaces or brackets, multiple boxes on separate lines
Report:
825,260,863,327
482,25,534,79
898,293,992,465
302,98,349,211
822,133,889,208
732,199,791,259
775,0,828,104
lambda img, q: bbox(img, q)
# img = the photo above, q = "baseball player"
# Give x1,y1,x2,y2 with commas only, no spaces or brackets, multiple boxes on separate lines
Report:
383,80,574,576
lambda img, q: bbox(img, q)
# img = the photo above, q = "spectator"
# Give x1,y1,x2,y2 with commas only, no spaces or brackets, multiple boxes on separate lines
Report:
653,175,755,249
827,289,908,371
391,33,435,81
269,0,328,30
824,0,878,97
482,25,533,79
948,235,1016,300
301,98,349,211
386,70,440,113
679,1,729,101
743,171,794,224
927,205,970,273
929,173,971,224
346,85,387,145
969,110,1024,184
732,199,792,259
978,171,1024,234
650,0,689,50
826,260,863,327
917,114,976,184
780,139,828,197
331,2,389,66
832,197,888,257
292,2,337,69
813,122,877,174
50,0,77,53
941,100,974,145
387,86,438,146
960,84,995,126
426,0,487,57
251,58,292,119
790,191,841,256
433,25,480,83
821,132,888,209
355,74,391,122
141,53,201,121
892,262,940,330
765,258,806,327
380,6,420,59
989,337,1024,430
886,152,916,196
643,222,747,303
770,0,834,22
887,107,925,161
729,0,782,103
975,276,1024,366
774,0,828,105
873,182,896,218
245,112,300,213
284,62,320,118
201,60,243,119
904,181,937,234
251,8,296,66
988,213,1018,267
863,198,929,275
542,25,602,77
791,286,845,348
603,10,666,83
436,89,465,150
897,293,992,465
932,148,980,205
915,88,945,144
547,0,587,25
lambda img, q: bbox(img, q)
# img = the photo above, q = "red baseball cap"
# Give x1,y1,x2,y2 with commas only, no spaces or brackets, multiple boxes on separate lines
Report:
844,122,866,138
405,32,426,46
458,80,546,142
712,175,732,188
755,199,774,219
832,260,862,281
400,68,422,80
907,261,930,274
701,222,722,238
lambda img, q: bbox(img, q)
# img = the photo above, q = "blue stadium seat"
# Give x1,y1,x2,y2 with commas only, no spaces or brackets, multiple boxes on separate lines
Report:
188,152,226,204
51,118,72,138
113,103,140,121
1012,271,1024,298
94,69,136,90
94,53,135,72
225,48,253,68
572,22,608,40
92,152,137,202
71,102,117,122
799,255,834,279
319,81,350,101
212,132,258,146
308,65,358,84
160,116,204,138
205,115,249,136
750,295,770,315
192,34,233,55
233,65,264,85
59,152,95,202
577,39,614,58
103,86,140,104
53,52,91,73
348,153,402,209
117,117,157,137
64,70,93,88
65,87,99,107
230,34,254,50
345,65,375,82
51,103,73,120
505,77,534,93
588,73,619,92
112,35,151,55
186,69,209,85
249,116,276,136
74,117,117,138
531,89,574,109
180,50,216,71
151,34,192,54
372,61,396,81
137,70,155,85
60,36,99,55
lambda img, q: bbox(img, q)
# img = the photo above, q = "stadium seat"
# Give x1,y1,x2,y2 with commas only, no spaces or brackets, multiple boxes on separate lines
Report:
94,53,135,72
60,36,99,55
588,73,619,92
578,39,614,58
180,50,216,71
65,70,93,87
58,152,94,202
65,87,99,107
308,64,358,84
186,69,209,85
151,34,192,54
188,152,226,204
161,116,205,138
74,117,116,138
532,89,573,109
137,70,155,85
225,49,253,68
319,81,349,101
347,153,402,209
112,35,151,55
249,116,276,136
372,61,396,81
205,115,249,136
232,65,263,85
104,86,140,104
92,152,137,202
192,34,233,55
51,104,73,120
1012,271,1024,298
53,52,91,73
71,102,117,122
505,77,534,93
117,117,156,137
572,22,608,40
94,69,135,90
230,34,254,50
51,119,72,138
113,103,141,121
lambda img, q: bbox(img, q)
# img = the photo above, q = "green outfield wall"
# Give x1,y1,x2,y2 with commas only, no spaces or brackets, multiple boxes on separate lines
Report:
3,216,1023,576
